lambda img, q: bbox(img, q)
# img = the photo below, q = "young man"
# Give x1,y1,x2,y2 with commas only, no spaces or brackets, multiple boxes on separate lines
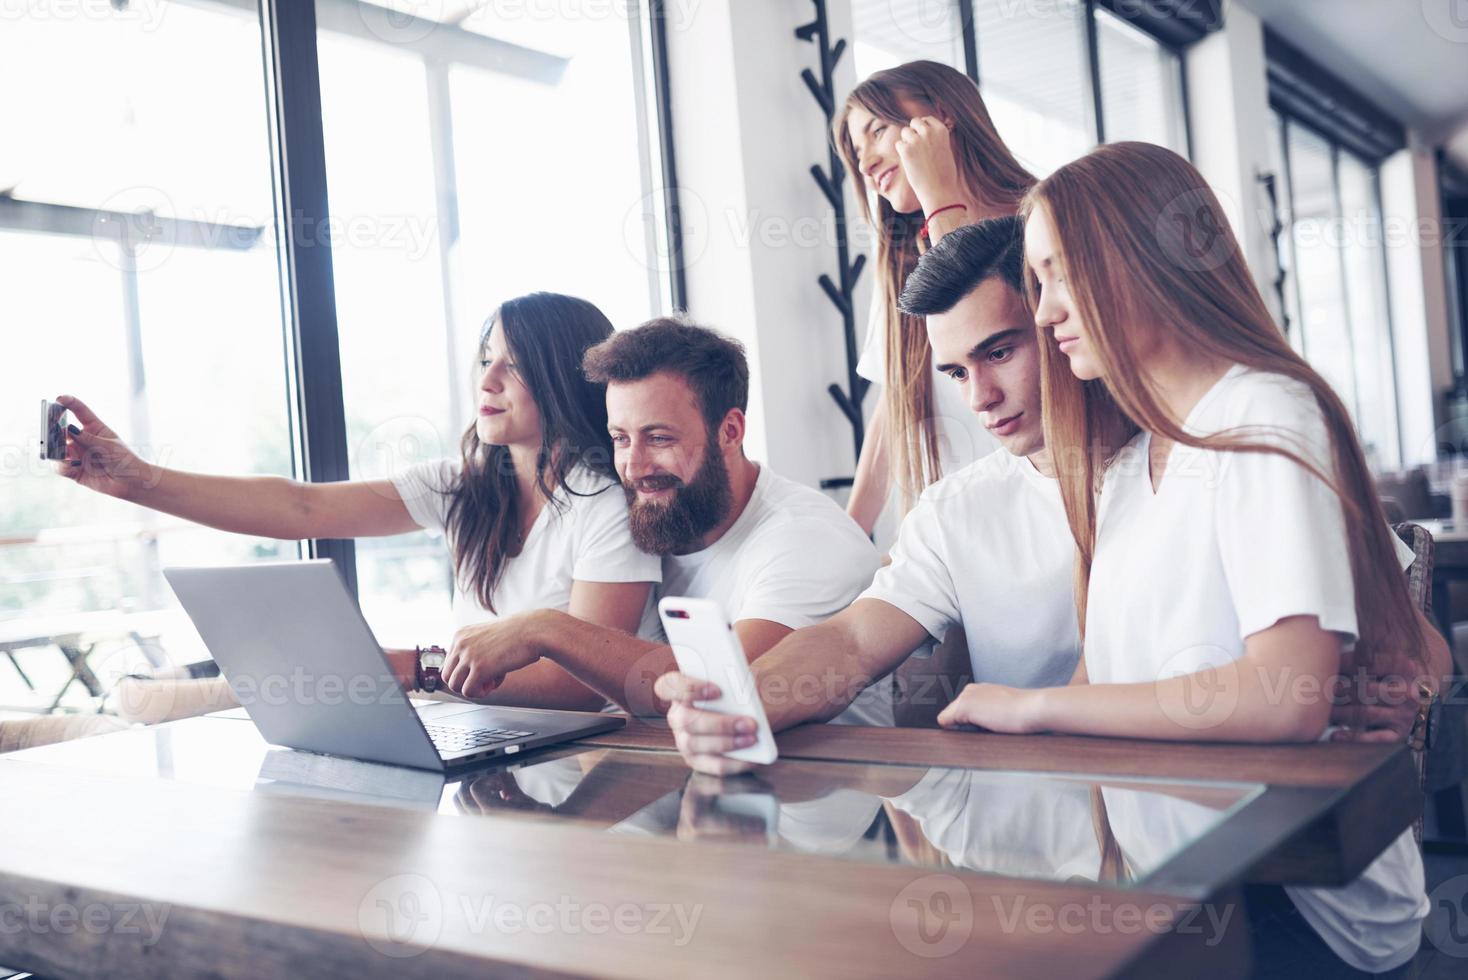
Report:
438,318,892,725
657,217,1445,774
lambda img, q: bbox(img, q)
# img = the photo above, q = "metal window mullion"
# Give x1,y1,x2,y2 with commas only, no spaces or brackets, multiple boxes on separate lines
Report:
1369,164,1404,468
258,0,356,595
1083,0,1105,145
1279,116,1308,360
1328,143,1364,427
958,0,979,85
648,0,687,312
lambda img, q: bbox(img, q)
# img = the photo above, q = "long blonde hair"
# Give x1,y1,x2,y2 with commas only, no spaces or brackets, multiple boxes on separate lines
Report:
1024,141,1424,676
834,61,1034,510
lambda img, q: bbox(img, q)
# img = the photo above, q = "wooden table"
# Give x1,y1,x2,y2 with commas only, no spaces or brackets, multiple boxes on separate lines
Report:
0,714,1421,979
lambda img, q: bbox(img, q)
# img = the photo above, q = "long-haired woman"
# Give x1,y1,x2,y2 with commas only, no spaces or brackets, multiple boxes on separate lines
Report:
834,60,1035,527
57,291,659,711
938,142,1444,976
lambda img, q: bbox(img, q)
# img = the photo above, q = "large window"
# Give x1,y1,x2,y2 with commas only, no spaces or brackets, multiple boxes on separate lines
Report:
1094,5,1187,153
0,2,296,708
1268,110,1402,470
852,0,1191,178
315,4,671,645
0,0,674,710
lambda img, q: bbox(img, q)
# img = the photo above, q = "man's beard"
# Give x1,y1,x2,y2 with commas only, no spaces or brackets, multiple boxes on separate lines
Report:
624,443,733,555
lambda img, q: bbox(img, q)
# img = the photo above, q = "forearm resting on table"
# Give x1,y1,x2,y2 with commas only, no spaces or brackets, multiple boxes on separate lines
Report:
531,610,671,717
752,606,918,731
1034,623,1338,742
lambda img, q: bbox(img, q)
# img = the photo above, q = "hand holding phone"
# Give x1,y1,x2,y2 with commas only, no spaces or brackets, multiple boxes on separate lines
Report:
659,597,778,765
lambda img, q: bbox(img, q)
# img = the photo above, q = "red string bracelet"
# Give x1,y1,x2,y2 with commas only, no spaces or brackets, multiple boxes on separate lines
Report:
920,203,968,239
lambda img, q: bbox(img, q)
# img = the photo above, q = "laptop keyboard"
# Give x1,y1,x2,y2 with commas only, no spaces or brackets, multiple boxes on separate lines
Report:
424,723,536,755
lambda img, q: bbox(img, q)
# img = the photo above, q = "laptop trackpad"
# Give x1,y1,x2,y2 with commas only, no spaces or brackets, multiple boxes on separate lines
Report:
415,700,488,722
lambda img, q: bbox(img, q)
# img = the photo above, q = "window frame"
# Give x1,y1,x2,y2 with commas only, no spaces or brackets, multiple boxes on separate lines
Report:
1270,107,1405,469
257,0,681,597
959,0,1198,158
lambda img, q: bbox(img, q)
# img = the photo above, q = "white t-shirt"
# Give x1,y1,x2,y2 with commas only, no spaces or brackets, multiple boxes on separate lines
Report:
392,460,662,636
859,450,1080,689
886,769,1101,880
858,285,998,485
659,465,890,726
1085,365,1427,973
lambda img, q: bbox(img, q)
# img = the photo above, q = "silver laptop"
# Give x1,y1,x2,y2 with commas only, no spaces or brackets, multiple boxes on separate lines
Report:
162,560,624,772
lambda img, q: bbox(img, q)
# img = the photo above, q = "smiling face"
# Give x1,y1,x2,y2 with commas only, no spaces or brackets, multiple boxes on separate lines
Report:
606,371,735,555
474,323,543,448
845,102,923,215
1025,204,1102,381
927,277,1046,458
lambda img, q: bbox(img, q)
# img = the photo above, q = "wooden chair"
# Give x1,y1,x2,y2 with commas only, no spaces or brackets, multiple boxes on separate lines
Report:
1394,522,1468,845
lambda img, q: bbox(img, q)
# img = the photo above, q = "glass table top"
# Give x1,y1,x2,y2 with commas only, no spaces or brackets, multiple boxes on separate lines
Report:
7,714,1265,892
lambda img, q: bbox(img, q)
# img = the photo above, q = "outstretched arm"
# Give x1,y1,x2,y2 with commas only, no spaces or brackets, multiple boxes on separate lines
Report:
57,394,419,540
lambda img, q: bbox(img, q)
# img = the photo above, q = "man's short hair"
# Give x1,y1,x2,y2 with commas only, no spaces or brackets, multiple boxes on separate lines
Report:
582,317,750,430
898,216,1025,317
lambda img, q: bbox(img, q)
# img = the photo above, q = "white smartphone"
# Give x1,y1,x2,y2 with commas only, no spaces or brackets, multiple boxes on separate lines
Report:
658,596,778,765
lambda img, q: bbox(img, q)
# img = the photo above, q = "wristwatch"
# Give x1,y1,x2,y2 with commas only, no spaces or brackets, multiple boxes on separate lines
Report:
415,645,447,694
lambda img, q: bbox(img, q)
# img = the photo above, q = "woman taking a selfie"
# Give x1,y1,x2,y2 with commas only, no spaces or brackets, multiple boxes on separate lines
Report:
56,291,659,711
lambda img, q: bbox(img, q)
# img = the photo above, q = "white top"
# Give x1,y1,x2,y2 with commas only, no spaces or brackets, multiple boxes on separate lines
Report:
659,465,890,726
392,460,662,636
886,769,1101,880
1085,365,1426,973
857,285,998,485
859,450,1080,689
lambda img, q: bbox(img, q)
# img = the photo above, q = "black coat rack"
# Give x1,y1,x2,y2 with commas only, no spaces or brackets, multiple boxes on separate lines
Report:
796,0,868,490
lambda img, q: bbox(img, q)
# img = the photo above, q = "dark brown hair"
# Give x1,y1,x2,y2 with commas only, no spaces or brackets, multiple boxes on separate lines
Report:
447,292,617,612
582,316,749,431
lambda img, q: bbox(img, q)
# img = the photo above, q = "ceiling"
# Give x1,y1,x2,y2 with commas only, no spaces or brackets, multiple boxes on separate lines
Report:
1238,0,1468,169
